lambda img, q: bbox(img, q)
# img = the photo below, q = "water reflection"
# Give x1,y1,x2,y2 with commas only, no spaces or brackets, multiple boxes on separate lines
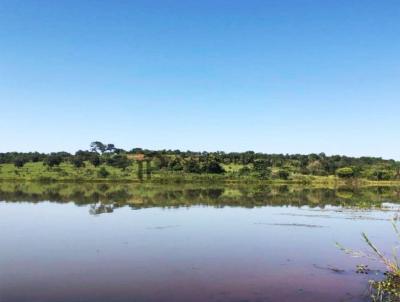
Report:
0,182,399,214
1,182,400,302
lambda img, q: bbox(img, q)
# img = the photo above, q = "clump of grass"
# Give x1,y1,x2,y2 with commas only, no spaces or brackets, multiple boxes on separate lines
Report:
337,220,400,301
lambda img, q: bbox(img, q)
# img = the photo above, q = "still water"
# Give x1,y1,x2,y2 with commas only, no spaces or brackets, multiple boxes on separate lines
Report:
1,183,399,302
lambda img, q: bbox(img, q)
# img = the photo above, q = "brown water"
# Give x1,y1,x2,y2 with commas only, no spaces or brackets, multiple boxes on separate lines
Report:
1,183,399,302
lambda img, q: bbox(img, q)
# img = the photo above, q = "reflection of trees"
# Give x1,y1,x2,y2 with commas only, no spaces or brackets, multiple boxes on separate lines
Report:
0,182,400,215
89,203,115,215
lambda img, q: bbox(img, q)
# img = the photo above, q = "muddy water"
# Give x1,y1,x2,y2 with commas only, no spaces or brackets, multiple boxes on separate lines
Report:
1,183,399,302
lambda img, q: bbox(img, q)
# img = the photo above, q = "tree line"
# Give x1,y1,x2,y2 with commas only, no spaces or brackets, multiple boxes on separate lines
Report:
1,141,399,180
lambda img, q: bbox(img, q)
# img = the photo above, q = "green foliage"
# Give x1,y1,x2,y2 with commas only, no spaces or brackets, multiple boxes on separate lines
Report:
277,169,290,180
201,160,225,174
97,167,110,178
336,167,354,178
1,141,400,182
13,157,28,168
106,154,131,170
183,159,201,173
168,158,184,171
338,220,400,302
238,166,251,176
252,160,271,179
90,154,101,167
369,170,393,181
43,154,64,168
71,157,85,168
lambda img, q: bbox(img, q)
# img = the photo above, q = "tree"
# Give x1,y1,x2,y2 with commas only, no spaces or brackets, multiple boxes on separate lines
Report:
44,154,63,168
71,156,85,168
168,158,184,171
336,167,354,178
183,159,201,173
277,169,290,180
106,144,116,153
89,154,101,167
252,159,271,179
106,155,131,170
90,141,106,154
97,167,110,178
201,160,225,174
369,170,392,181
14,157,28,168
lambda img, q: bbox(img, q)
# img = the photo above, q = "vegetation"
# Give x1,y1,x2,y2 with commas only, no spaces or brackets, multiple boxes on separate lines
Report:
338,221,400,301
1,182,399,212
1,141,399,183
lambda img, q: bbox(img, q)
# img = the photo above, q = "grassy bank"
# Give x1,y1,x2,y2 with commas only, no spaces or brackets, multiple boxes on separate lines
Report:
1,161,400,186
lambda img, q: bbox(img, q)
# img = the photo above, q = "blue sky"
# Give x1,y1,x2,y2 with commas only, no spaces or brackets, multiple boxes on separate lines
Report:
1,1,399,159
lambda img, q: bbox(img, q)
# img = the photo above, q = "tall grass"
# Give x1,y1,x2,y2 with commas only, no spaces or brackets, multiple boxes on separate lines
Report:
337,220,400,301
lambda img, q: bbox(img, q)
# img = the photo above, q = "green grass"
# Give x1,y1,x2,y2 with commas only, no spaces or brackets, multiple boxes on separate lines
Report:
1,161,400,185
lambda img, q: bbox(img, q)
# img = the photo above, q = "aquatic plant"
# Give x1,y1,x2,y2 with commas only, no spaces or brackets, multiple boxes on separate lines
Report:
337,220,400,301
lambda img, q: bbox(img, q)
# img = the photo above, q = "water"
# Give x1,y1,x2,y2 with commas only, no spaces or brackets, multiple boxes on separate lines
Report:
1,183,399,302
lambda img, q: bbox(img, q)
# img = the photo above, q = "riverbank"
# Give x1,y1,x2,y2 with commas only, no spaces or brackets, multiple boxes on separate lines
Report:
1,162,400,187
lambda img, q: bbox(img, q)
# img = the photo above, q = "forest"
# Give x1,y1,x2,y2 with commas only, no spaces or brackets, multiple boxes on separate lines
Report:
0,141,399,182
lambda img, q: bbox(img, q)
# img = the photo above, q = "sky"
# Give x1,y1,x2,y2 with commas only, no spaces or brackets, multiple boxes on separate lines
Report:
0,1,399,159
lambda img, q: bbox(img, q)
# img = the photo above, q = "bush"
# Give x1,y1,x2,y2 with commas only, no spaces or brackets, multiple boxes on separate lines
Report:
106,155,131,170
336,167,354,178
368,170,392,181
90,154,101,167
277,169,290,180
44,154,63,168
238,166,251,176
183,159,201,173
97,167,110,178
201,161,225,174
14,157,28,168
168,158,184,171
71,157,85,168
252,160,271,179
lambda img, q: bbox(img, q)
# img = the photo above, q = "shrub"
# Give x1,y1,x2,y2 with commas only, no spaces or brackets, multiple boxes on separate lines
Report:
336,167,354,178
368,170,392,181
71,157,85,168
201,161,225,174
183,159,201,173
277,169,290,180
106,155,131,170
14,157,28,168
43,154,63,168
97,167,110,178
252,160,271,179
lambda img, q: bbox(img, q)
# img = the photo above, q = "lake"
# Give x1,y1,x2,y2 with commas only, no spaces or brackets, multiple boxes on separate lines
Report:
1,182,399,302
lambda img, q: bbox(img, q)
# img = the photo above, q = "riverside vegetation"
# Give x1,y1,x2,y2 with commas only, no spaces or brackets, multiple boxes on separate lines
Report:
1,141,400,183
338,220,400,302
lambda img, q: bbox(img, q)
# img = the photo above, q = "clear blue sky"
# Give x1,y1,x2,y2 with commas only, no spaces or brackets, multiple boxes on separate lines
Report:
1,1,399,159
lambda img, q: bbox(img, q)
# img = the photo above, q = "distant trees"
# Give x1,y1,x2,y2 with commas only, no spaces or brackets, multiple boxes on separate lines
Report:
71,156,85,168
106,154,131,170
277,169,290,180
1,141,399,181
183,159,201,173
44,154,64,168
253,159,271,179
14,157,28,168
336,167,354,178
97,167,110,178
368,170,392,181
90,141,106,154
201,160,225,174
